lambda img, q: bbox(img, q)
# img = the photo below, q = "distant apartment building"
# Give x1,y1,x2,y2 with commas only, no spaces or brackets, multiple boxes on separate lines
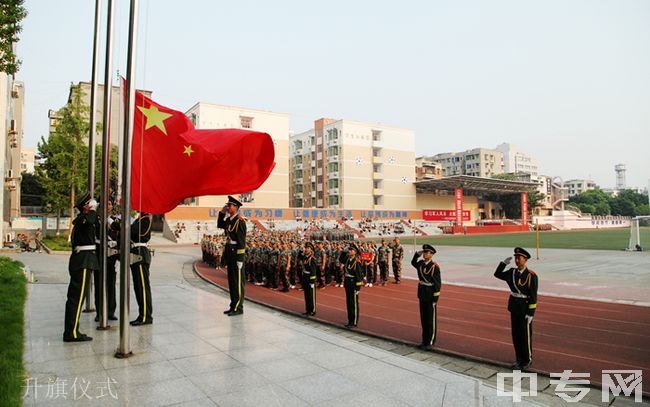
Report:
185,102,290,208
290,118,416,209
564,179,597,197
415,157,444,180
49,81,152,147
20,146,35,174
426,148,504,178
496,143,538,176
1,73,24,239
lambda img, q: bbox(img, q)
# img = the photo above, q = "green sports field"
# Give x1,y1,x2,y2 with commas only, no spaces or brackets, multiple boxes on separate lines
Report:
399,227,650,251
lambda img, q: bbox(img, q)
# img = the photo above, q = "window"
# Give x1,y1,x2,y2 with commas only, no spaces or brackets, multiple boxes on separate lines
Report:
329,179,339,188
328,162,339,172
240,116,253,129
328,146,339,156
295,156,303,165
329,195,339,205
294,140,303,150
373,180,382,189
372,148,381,157
372,130,382,141
373,195,383,205
373,164,382,173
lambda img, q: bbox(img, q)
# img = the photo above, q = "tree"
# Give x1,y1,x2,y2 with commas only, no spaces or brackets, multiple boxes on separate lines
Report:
569,189,611,215
486,173,544,218
19,172,45,207
37,84,90,235
0,0,28,75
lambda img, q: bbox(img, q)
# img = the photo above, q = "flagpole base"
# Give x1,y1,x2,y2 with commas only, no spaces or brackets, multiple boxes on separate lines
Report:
114,351,133,359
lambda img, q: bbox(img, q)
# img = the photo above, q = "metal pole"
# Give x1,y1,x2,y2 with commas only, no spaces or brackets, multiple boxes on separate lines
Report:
97,0,115,331
535,219,540,260
84,0,102,313
116,0,138,359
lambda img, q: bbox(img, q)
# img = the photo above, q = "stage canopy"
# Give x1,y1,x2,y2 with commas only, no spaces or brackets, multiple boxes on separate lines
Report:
414,175,538,196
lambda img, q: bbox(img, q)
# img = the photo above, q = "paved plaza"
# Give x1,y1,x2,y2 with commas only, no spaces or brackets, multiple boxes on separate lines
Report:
8,240,649,406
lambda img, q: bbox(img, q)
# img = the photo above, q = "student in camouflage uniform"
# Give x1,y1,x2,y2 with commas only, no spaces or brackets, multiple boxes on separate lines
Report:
278,241,292,292
314,241,327,288
378,239,390,286
268,241,280,289
289,241,299,288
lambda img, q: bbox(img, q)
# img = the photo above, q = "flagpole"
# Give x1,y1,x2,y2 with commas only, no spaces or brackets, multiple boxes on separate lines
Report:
84,0,102,314
97,0,114,331
116,0,138,359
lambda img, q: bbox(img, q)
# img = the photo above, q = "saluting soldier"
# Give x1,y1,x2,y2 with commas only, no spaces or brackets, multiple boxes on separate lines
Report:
217,196,247,316
411,244,441,350
300,242,317,316
391,238,404,284
130,211,153,325
63,193,99,342
343,244,364,328
494,247,538,369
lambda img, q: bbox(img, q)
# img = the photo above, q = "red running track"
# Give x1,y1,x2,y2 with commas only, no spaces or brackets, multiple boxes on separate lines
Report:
195,262,650,394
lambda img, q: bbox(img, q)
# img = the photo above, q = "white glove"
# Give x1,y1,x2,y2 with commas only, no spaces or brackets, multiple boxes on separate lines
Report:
237,261,243,270
310,284,315,288
502,256,512,265
525,315,533,324
432,303,437,309
416,250,423,256
106,217,114,225
114,214,121,220
87,199,98,210
108,241,117,248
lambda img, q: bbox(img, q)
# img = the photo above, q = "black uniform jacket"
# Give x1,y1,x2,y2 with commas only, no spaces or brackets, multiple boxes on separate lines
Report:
411,253,441,302
217,212,247,262
494,262,538,316
69,210,100,272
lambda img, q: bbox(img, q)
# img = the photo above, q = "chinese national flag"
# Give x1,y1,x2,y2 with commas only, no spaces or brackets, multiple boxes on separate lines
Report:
131,90,275,214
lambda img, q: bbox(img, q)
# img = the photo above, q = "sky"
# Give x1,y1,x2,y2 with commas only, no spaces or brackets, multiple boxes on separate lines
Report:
16,0,650,189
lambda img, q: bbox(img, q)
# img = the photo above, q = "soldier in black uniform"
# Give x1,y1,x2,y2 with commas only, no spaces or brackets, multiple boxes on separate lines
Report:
94,201,119,322
411,244,441,350
130,211,153,325
343,244,364,328
300,242,317,316
63,193,99,342
494,247,538,369
217,196,247,316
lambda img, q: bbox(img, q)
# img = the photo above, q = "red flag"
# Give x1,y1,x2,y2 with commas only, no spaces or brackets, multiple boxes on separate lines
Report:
131,90,275,214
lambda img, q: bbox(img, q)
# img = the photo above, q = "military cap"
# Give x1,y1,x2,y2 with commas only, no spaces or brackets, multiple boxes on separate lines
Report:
74,192,92,211
305,242,314,250
348,244,359,253
225,195,243,207
514,247,531,260
422,244,436,254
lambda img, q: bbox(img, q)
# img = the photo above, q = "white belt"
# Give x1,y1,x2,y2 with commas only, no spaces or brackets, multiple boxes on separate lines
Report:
95,239,101,244
132,242,148,248
510,292,528,299
345,274,354,278
419,281,433,286
228,240,237,245
74,245,96,253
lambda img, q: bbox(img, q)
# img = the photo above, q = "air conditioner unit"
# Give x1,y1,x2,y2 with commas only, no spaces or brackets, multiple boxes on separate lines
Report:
11,84,19,99
6,169,14,179
5,180,16,190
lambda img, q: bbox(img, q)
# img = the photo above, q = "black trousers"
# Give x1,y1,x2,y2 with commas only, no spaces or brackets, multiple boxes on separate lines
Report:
64,268,91,339
511,313,533,365
302,274,316,314
344,277,360,325
379,262,389,283
225,247,245,312
131,262,153,322
94,257,117,318
418,286,438,346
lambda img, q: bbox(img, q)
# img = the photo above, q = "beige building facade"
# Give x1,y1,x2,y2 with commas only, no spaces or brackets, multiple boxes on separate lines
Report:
184,102,290,209
427,148,504,178
1,75,24,240
290,118,416,210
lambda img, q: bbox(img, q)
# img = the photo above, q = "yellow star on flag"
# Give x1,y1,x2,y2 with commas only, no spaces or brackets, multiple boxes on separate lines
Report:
137,104,173,135
183,145,194,157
